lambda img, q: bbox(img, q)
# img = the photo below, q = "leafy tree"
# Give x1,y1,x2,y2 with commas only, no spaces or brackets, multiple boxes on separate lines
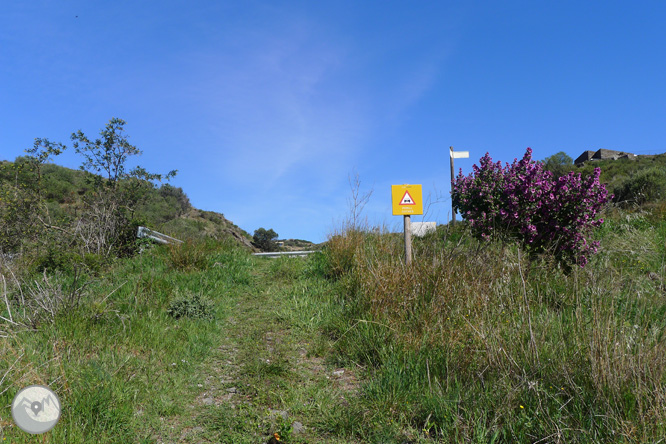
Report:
26,138,67,196
253,228,279,252
0,140,66,253
63,118,177,256
71,117,176,189
158,184,192,216
542,151,573,179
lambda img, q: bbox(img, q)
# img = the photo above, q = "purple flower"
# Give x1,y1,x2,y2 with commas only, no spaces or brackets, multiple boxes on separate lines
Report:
450,147,609,267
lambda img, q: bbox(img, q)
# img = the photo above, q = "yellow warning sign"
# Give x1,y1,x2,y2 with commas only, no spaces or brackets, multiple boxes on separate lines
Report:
392,184,423,215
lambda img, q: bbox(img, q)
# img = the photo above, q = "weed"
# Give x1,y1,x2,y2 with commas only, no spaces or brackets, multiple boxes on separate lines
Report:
164,239,208,271
167,291,215,320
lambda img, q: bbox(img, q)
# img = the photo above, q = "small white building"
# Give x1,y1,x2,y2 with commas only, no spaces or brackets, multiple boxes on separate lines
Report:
411,222,436,237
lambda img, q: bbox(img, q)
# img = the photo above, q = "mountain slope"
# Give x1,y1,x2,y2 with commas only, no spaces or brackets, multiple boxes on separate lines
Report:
0,157,255,252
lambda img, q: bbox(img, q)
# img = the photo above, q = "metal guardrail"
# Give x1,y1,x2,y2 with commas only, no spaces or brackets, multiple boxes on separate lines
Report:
252,251,317,258
137,226,183,245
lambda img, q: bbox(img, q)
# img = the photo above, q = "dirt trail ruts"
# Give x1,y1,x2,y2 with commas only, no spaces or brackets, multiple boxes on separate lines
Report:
154,259,361,444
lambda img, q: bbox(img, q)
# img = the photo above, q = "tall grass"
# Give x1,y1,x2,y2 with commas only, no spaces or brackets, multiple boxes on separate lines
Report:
0,238,253,442
320,208,666,442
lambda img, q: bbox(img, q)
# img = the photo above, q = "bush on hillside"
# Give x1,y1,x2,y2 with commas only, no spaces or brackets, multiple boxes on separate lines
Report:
165,240,208,271
253,228,279,252
167,292,214,320
574,153,666,199
32,247,106,275
542,151,573,178
613,167,666,206
158,184,192,215
452,147,611,266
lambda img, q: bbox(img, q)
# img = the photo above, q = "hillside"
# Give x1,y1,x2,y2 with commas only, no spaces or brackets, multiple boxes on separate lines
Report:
1,199,665,442
574,152,666,205
163,208,256,250
0,157,255,252
278,238,320,251
2,149,666,442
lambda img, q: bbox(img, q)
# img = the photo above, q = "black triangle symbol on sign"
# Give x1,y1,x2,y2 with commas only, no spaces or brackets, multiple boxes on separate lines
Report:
400,190,415,205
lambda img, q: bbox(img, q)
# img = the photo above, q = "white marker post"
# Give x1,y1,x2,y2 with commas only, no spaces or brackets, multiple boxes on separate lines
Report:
449,147,469,226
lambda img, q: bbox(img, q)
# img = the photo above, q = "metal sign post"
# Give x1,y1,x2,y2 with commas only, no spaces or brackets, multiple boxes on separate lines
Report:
449,147,469,226
391,184,423,265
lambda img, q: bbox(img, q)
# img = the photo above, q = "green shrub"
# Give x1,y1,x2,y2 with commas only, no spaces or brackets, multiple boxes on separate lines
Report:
167,292,214,320
32,247,107,275
542,151,573,178
113,218,147,258
614,167,666,205
252,227,279,252
165,240,208,271
158,184,191,215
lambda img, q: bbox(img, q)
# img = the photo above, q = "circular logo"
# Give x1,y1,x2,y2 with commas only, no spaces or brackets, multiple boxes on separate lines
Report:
11,385,61,434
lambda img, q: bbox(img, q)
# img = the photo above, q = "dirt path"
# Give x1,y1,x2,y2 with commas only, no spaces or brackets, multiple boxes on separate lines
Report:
154,257,361,444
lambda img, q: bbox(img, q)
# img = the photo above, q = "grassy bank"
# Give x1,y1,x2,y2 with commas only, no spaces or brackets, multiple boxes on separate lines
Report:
1,240,361,443
2,206,665,443
1,240,253,442
318,207,666,442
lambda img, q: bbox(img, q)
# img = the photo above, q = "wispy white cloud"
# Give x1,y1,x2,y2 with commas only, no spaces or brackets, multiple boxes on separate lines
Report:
138,6,452,241
180,15,370,195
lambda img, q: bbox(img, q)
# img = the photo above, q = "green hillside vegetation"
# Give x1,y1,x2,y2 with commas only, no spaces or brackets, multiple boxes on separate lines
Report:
1,117,254,269
544,152,666,207
0,155,253,259
16,157,251,240
1,145,665,443
576,154,666,206
280,239,320,250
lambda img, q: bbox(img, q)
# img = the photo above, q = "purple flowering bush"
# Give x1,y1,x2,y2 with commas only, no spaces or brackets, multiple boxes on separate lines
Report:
451,148,611,266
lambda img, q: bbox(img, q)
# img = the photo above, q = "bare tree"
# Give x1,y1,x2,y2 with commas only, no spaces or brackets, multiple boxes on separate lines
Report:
421,183,449,222
74,190,125,256
346,171,373,231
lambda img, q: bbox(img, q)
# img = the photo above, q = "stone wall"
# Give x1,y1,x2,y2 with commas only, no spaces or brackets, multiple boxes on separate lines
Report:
575,149,636,165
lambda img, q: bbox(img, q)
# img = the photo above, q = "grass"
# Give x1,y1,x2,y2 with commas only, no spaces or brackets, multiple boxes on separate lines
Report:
0,240,363,443
318,207,666,442
0,240,246,443
1,204,666,443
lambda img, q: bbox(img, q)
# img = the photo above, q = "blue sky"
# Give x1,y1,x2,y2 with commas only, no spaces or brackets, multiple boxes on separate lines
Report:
1,1,665,243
